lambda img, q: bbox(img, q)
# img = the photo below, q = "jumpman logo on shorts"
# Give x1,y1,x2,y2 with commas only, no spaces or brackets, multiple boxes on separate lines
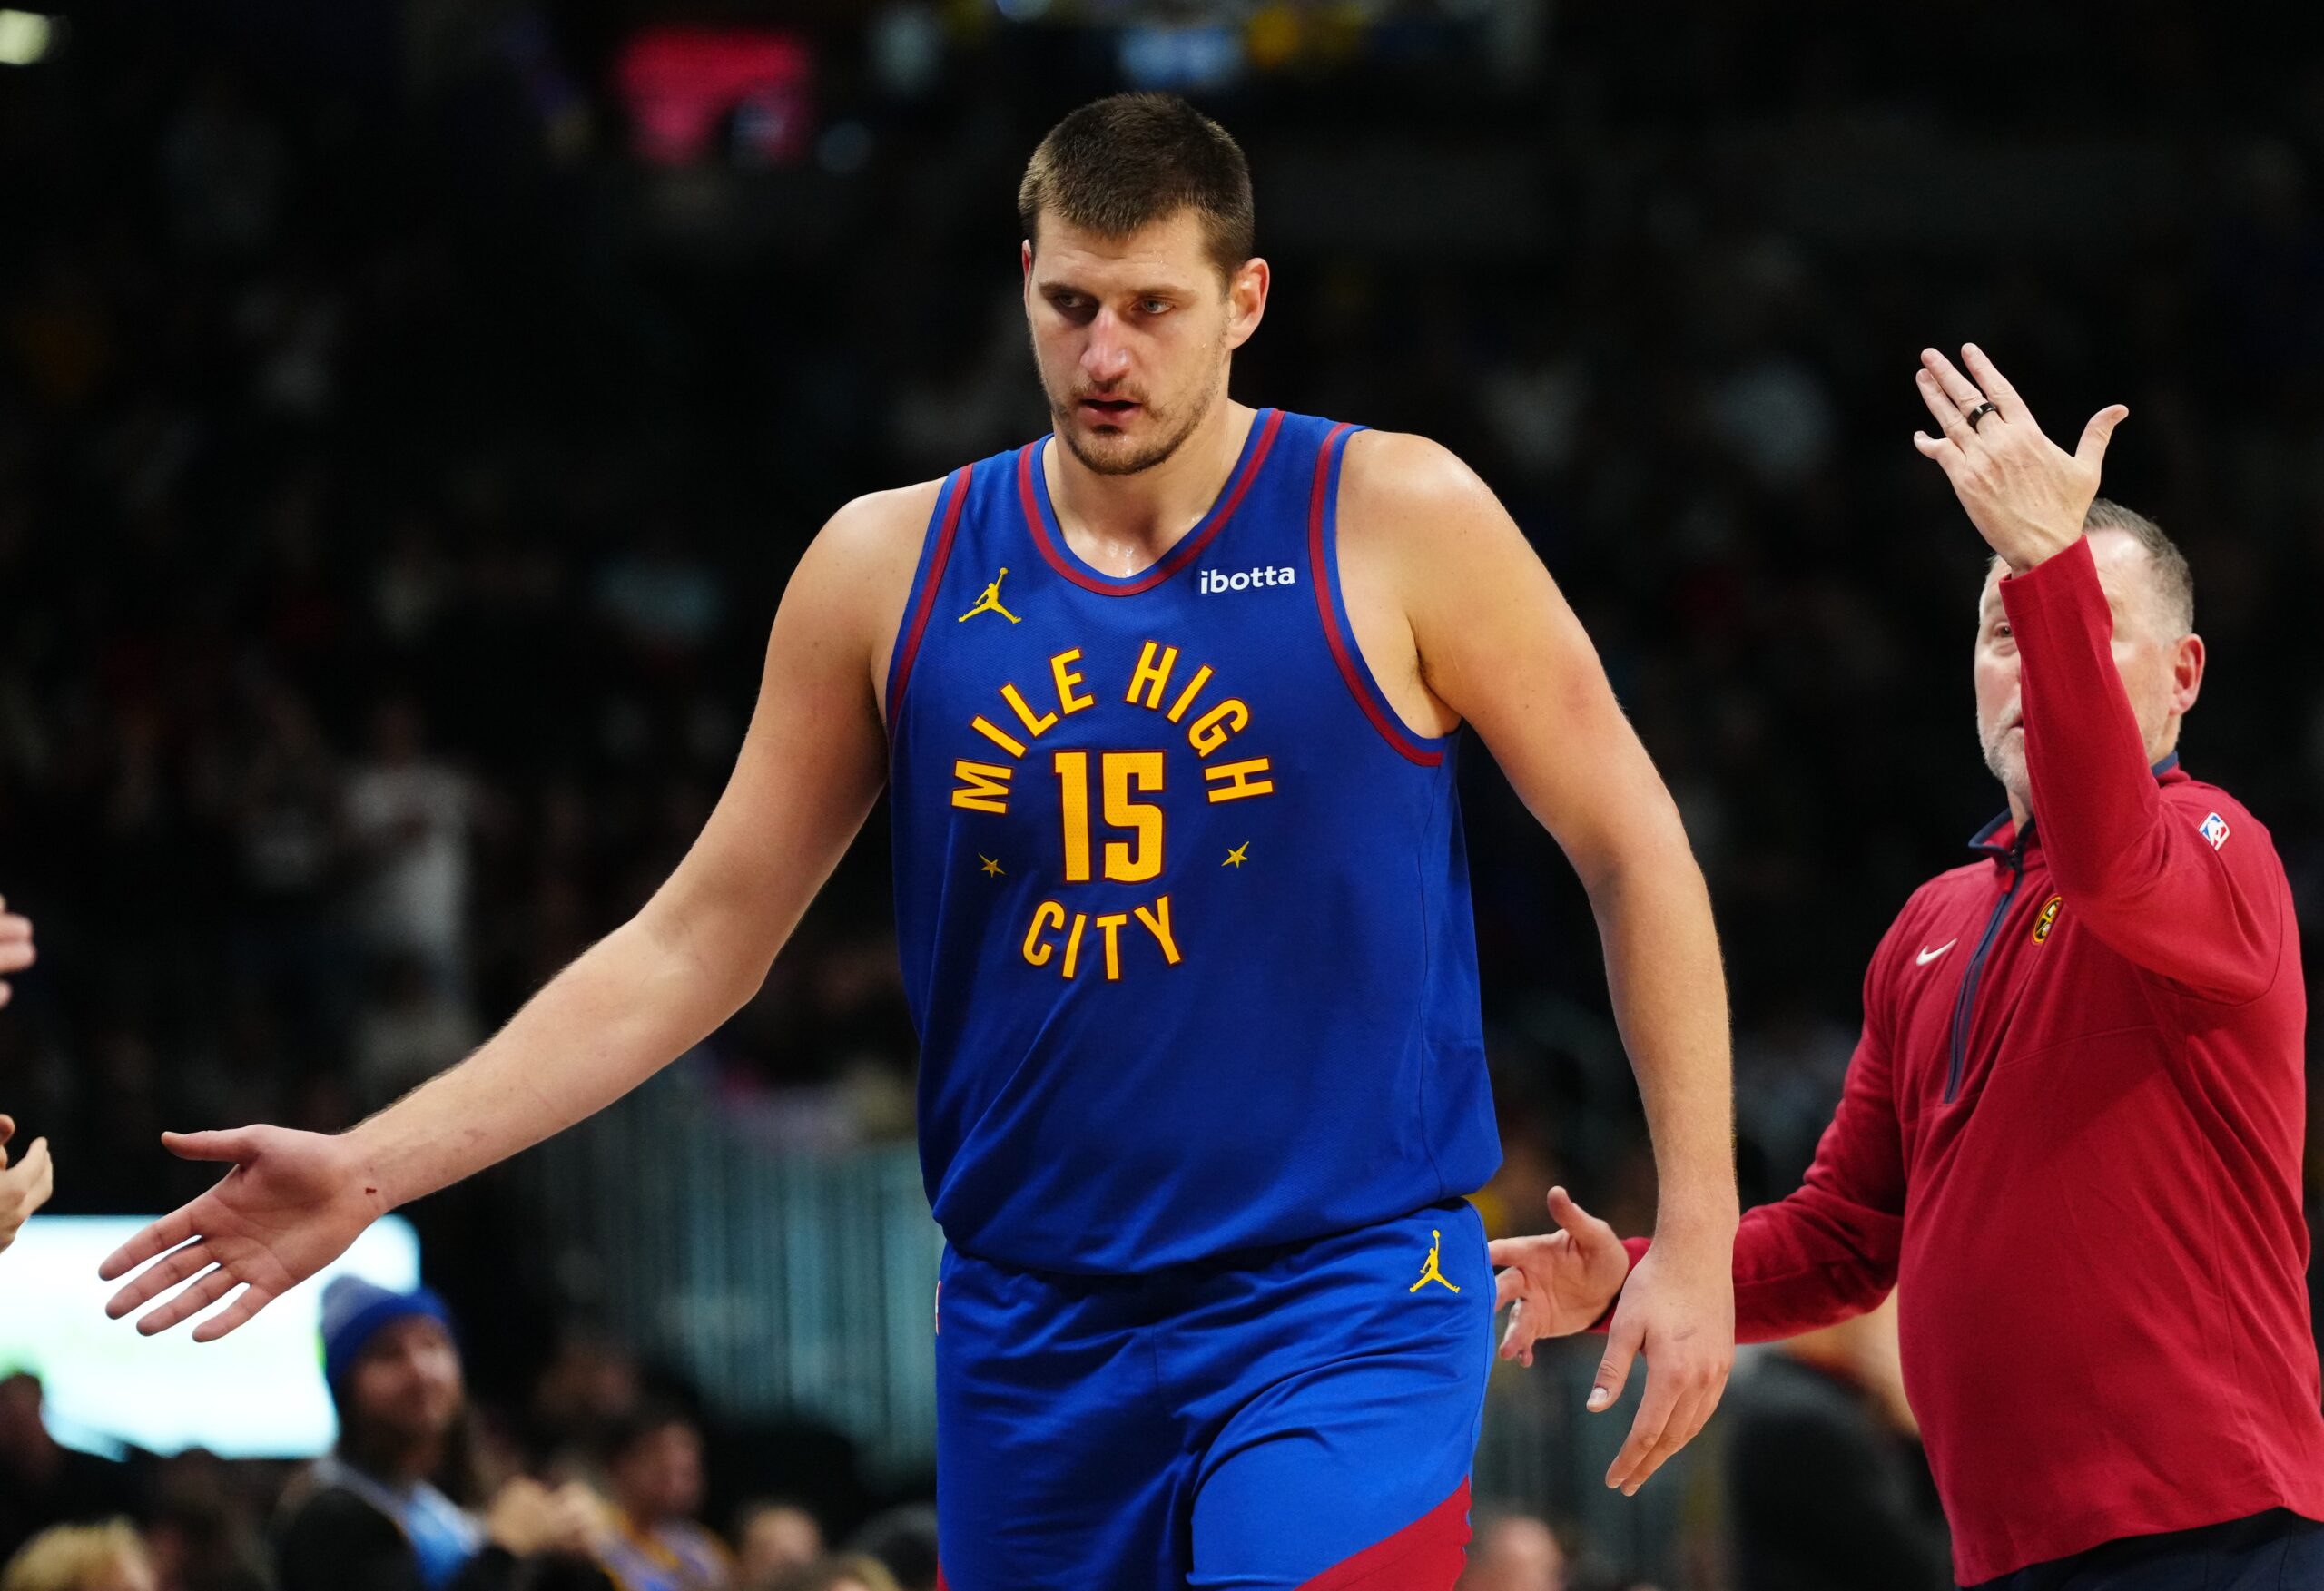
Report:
1409,1229,1460,1293
960,567,1020,624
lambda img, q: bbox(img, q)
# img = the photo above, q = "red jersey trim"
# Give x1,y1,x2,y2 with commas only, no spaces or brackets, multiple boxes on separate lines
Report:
1296,1477,1472,1590
1307,423,1447,768
884,466,972,736
1015,408,1283,596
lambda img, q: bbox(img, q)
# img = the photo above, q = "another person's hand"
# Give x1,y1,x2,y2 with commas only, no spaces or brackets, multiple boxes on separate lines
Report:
0,1115,54,1253
98,1125,387,1340
1586,1224,1735,1498
485,1478,607,1557
1489,1186,1633,1364
0,894,34,1008
1911,343,2126,572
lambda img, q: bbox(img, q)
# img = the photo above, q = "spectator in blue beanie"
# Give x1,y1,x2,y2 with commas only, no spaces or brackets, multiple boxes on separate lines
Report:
275,1276,612,1591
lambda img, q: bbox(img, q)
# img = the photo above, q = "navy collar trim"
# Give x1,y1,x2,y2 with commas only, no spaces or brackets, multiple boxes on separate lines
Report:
1966,753,2182,860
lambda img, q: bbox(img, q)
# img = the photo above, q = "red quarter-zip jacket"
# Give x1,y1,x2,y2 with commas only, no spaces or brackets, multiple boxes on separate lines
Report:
1617,537,2324,1583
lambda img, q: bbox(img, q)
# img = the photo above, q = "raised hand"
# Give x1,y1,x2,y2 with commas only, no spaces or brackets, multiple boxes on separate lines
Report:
1489,1186,1633,1366
0,894,34,1008
1911,343,2127,572
99,1126,388,1341
1,1115,54,1253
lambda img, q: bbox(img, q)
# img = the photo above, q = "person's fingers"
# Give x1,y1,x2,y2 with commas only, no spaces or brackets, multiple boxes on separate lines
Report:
1621,1382,1714,1495
1588,1311,1643,1414
162,1128,258,1164
105,1238,212,1319
1960,343,2029,422
1922,346,1988,416
0,1114,13,1156
0,937,31,975
1912,431,1963,468
24,1139,49,1205
1915,370,1977,447
0,982,11,1009
1547,1186,1613,1250
1485,1236,1529,1269
1494,1265,1525,1312
134,1263,240,1336
2075,404,2130,468
99,1205,200,1282
1499,1295,1529,1361
191,1282,274,1343
1606,1354,1683,1490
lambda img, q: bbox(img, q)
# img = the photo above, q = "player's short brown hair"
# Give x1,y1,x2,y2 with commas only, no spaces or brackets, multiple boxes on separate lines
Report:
2083,497,2194,636
1018,93,1255,278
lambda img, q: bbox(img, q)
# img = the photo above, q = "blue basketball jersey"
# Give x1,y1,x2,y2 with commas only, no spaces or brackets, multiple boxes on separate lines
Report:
884,408,1500,1273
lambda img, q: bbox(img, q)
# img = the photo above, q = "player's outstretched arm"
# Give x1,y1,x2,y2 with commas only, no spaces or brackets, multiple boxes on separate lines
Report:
100,484,938,1340
1342,431,1737,1498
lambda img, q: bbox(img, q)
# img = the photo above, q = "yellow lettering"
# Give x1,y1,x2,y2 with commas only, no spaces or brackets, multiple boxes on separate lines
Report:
1101,751,1165,881
1000,683,1059,738
1021,901,1066,967
1061,912,1088,979
1125,641,1179,710
1187,699,1249,758
950,761,1013,814
1132,895,1183,966
970,715,1028,759
1204,757,1275,803
1095,913,1128,981
1166,664,1215,724
1054,751,1091,882
1050,648,1095,714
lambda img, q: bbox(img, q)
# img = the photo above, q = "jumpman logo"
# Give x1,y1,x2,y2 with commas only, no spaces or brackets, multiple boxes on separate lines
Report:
1408,1229,1461,1294
959,567,1020,624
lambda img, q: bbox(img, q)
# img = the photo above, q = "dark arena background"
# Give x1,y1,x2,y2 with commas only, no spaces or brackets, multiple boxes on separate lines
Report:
2,4,2320,1589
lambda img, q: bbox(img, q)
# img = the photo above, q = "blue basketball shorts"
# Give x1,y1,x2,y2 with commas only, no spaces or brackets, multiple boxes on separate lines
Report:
932,1198,1493,1591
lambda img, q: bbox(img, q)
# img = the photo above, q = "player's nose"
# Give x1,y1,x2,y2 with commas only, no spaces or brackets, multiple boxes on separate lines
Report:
1081,313,1134,381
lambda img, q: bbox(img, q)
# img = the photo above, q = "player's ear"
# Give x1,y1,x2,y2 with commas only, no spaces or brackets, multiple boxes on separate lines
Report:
1226,257,1268,351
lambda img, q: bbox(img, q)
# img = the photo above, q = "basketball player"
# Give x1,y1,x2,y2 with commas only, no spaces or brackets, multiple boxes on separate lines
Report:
99,96,1738,1587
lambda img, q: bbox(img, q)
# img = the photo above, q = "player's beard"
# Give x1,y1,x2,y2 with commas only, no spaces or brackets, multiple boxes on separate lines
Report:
1047,337,1228,477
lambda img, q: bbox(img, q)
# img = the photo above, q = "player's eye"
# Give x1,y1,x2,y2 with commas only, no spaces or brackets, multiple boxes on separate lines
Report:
1138,298,1170,316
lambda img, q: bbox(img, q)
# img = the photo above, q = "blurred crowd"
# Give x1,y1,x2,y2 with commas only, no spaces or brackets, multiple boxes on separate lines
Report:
3,1,2322,1586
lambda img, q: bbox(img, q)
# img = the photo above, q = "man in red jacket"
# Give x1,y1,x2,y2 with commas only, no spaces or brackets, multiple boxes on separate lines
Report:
1492,345,2324,1588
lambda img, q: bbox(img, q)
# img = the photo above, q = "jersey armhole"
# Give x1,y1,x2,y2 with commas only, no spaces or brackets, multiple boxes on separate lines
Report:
1306,425,1452,768
882,465,973,740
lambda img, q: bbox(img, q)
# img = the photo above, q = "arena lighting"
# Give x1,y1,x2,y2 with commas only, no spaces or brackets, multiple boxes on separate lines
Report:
0,10,55,65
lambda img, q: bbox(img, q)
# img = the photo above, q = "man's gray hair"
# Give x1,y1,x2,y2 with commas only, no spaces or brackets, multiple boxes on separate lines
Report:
1984,498,2193,638
2083,498,2194,637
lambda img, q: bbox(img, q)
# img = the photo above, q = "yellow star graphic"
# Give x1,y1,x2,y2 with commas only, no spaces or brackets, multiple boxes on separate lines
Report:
979,855,1003,877
1223,843,1250,869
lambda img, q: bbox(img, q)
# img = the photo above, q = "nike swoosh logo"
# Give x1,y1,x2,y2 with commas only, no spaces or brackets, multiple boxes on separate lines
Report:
1916,939,1958,966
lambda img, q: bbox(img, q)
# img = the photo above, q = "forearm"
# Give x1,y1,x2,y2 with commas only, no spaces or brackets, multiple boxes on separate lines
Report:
347,904,759,1211
1584,814,1738,1241
2002,539,2159,895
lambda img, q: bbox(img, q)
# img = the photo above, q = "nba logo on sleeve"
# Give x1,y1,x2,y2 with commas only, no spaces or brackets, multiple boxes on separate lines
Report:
2200,811,2230,850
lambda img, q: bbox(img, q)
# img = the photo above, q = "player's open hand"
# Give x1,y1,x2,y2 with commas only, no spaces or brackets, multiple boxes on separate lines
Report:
1911,343,2127,574
1,1115,55,1254
1589,1226,1734,1498
98,1125,387,1341
1489,1186,1632,1366
0,894,34,1008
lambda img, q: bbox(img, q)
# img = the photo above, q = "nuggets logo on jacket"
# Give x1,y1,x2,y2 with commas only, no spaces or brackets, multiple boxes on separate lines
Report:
2032,894,2063,945
949,638,1277,983
2201,810,2231,850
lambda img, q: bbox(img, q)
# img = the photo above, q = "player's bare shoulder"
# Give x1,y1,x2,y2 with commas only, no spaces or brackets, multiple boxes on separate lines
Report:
781,477,948,713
